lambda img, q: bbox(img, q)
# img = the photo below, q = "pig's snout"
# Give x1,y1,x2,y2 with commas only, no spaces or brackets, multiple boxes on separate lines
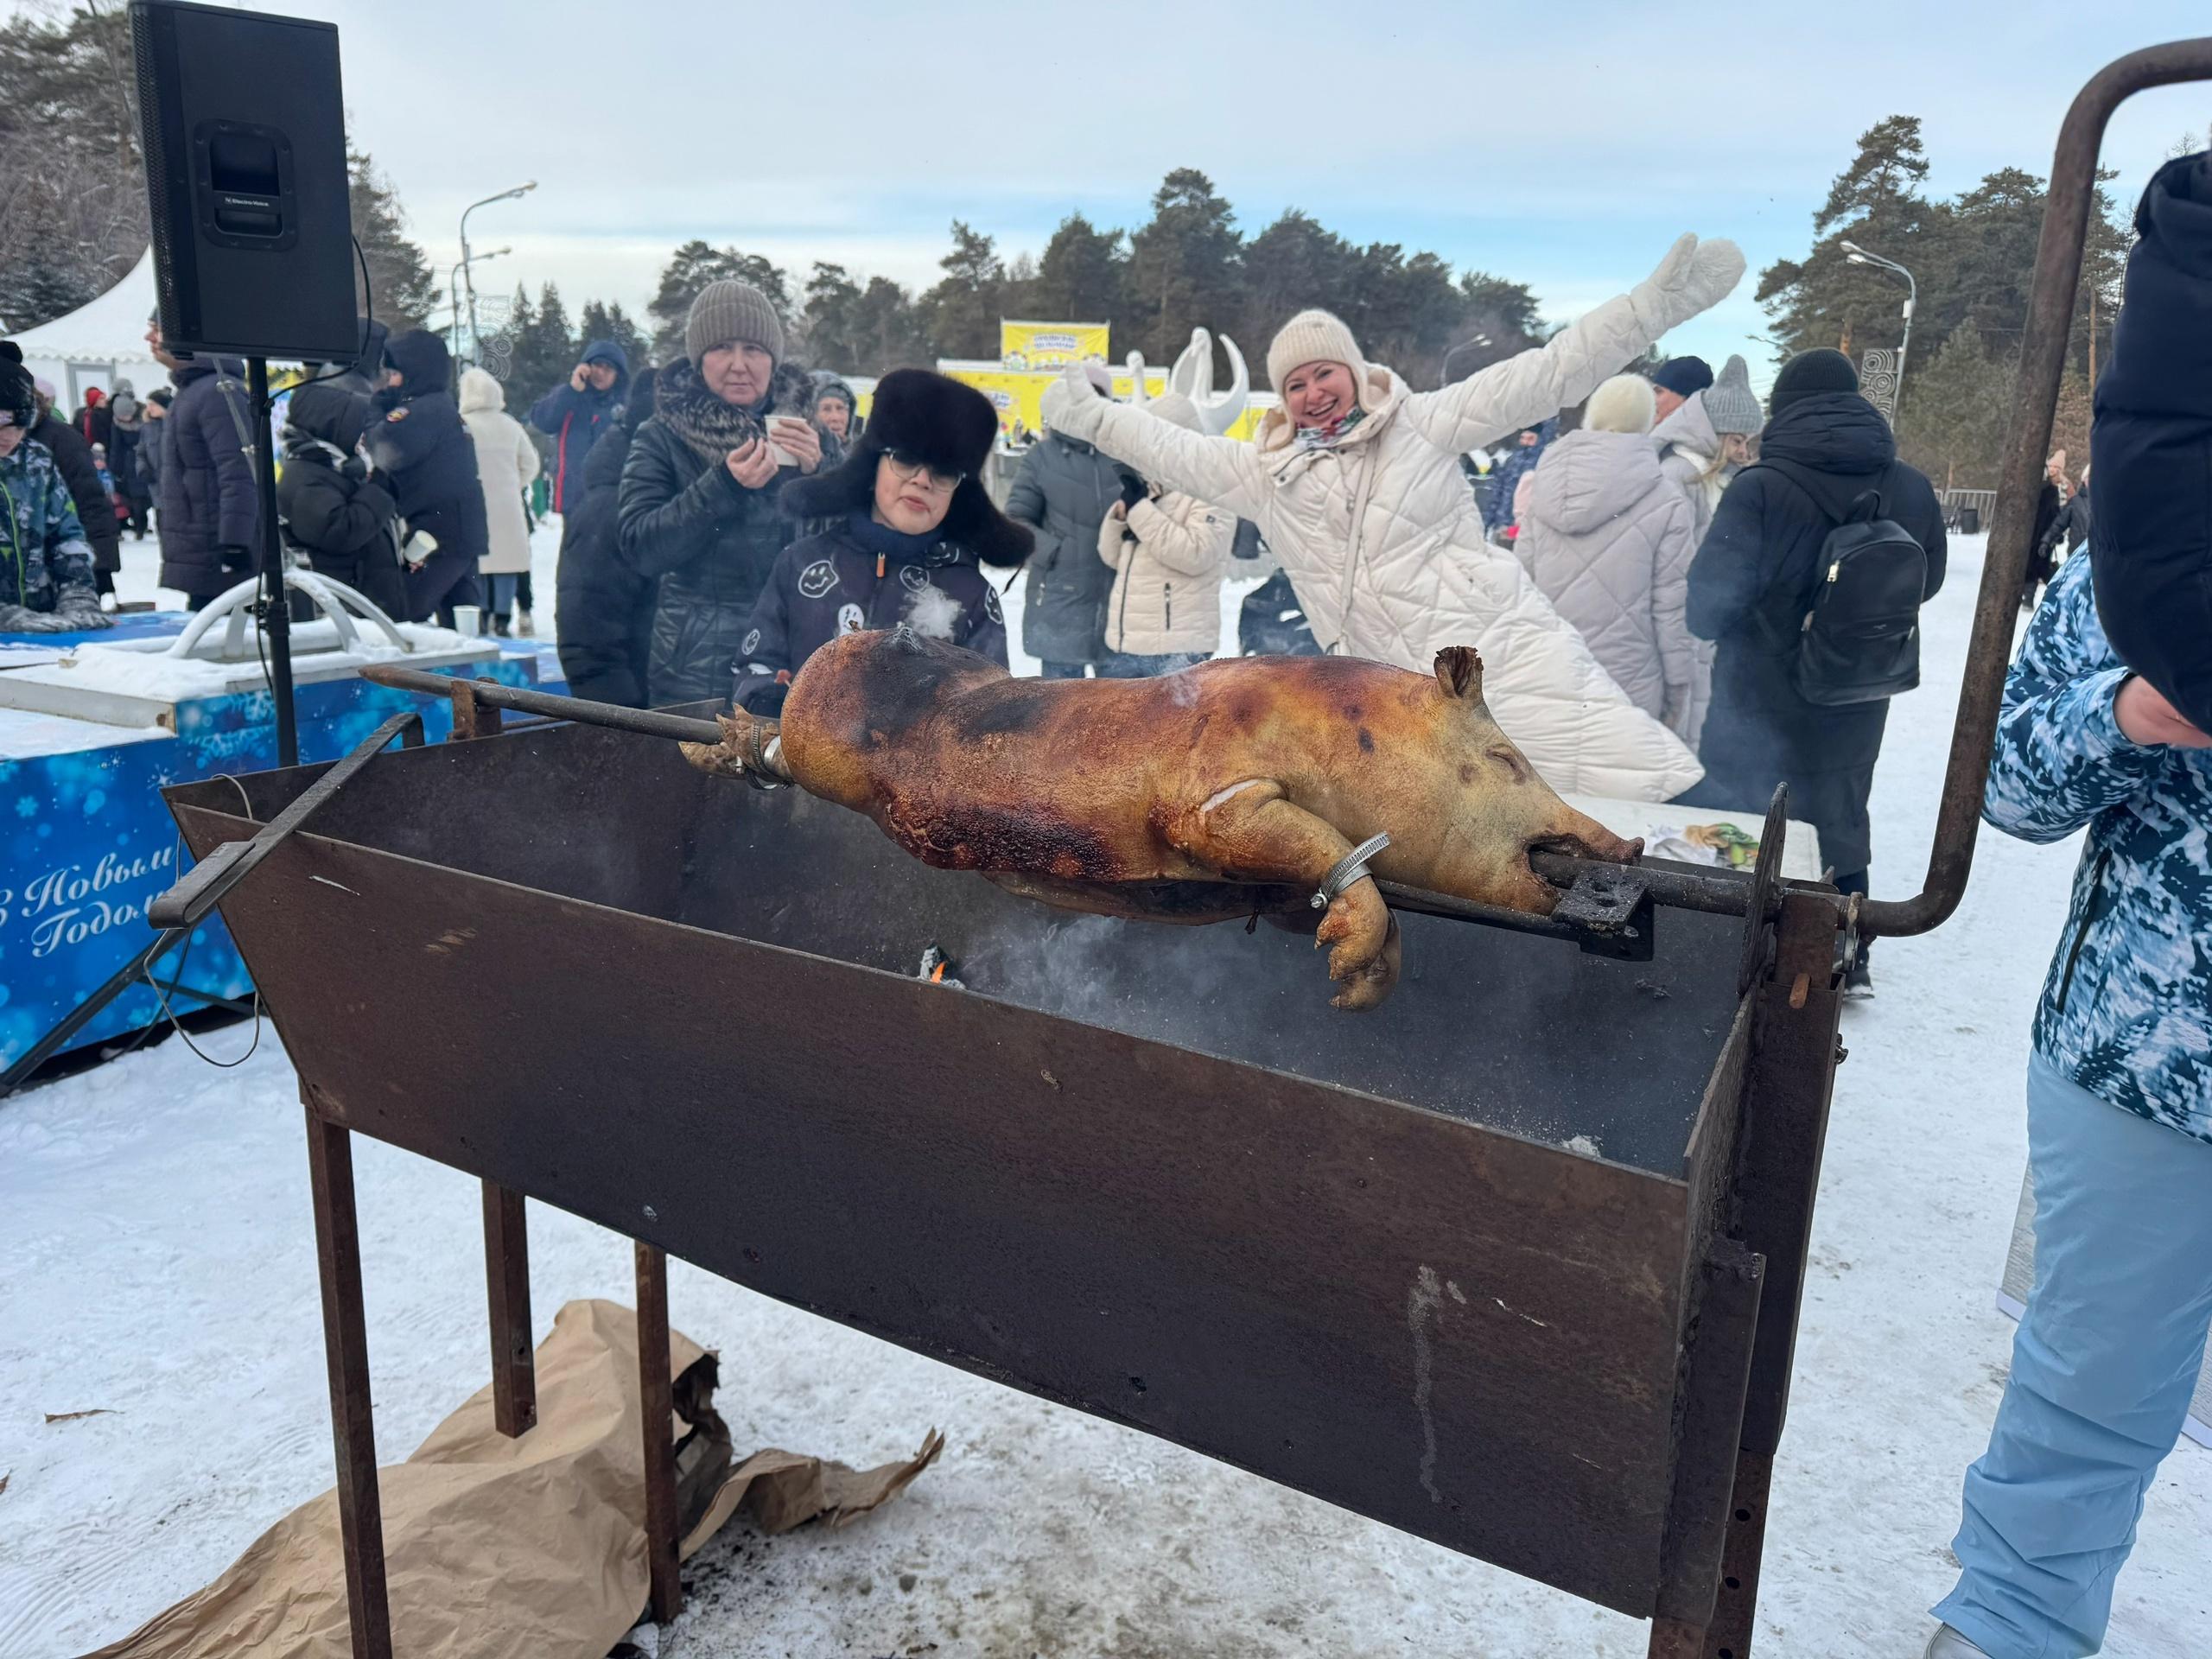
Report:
1525,808,1643,869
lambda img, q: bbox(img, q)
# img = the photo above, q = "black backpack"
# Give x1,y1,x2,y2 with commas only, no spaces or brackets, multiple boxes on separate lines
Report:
1760,457,1930,707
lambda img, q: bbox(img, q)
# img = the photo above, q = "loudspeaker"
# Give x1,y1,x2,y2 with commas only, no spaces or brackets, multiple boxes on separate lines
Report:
130,0,357,361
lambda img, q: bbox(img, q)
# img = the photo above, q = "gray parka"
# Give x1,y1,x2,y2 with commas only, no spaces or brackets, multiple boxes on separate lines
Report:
1007,430,1126,666
1513,427,1701,736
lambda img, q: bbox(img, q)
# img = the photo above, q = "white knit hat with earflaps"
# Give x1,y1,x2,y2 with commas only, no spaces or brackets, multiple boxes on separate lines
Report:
1266,309,1381,411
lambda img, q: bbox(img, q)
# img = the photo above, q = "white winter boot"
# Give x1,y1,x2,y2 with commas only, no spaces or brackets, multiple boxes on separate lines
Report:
512,608,535,638
1924,1627,1993,1658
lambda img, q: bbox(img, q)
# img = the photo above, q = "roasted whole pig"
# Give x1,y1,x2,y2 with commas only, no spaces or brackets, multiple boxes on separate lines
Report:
684,627,1640,1010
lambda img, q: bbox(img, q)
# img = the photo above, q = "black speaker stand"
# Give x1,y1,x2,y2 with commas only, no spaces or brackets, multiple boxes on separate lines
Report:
245,356,298,767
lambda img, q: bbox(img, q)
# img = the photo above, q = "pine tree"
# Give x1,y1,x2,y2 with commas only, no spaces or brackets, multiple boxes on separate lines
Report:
350,149,439,330
849,276,932,375
920,221,1006,359
0,4,145,328
1896,330,2012,487
799,262,864,368
1240,211,1358,362
576,298,652,373
504,283,579,404
1757,116,1936,362
1344,246,1465,387
1028,214,1127,327
647,241,792,363
1446,272,1544,379
1125,170,1242,365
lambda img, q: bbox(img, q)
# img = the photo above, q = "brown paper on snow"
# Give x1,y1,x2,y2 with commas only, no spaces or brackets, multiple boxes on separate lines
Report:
84,1298,941,1659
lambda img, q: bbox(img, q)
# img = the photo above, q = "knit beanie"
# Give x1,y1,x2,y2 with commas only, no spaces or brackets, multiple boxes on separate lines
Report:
1701,353,1763,435
685,280,785,368
1584,373,1656,435
1651,356,1714,397
1769,348,1859,414
1267,309,1372,407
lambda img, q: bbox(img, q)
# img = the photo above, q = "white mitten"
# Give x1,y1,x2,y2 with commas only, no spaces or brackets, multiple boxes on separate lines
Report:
1039,364,1097,438
1630,233,1747,335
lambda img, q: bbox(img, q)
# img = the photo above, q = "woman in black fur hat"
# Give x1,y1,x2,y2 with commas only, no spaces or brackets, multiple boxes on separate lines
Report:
731,369,1032,715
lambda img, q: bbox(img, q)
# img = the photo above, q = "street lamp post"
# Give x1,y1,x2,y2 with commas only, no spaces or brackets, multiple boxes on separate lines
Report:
1841,239,1917,416
449,248,511,359
459,181,537,365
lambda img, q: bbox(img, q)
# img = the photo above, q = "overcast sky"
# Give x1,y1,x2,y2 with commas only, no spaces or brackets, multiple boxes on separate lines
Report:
62,1,2212,385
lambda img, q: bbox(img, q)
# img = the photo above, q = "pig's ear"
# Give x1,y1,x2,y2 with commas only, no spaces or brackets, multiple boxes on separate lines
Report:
1433,646,1484,701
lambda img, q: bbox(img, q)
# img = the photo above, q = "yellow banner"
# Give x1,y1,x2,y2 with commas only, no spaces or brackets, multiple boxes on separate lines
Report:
942,365,1269,445
999,321,1110,371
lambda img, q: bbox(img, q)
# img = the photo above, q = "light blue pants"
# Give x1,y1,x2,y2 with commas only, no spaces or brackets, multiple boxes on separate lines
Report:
1934,1053,2212,1657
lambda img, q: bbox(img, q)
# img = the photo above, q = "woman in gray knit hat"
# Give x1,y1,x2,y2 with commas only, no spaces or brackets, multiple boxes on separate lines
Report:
1651,353,1762,547
617,277,840,704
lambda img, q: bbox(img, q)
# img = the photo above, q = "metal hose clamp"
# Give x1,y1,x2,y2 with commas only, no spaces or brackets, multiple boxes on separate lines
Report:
1313,831,1392,910
742,733,789,791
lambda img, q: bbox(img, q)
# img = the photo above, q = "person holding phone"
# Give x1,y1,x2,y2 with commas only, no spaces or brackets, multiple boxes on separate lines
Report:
618,279,840,705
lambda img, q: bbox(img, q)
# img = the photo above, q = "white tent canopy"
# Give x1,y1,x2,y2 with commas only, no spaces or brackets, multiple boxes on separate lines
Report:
9,247,162,408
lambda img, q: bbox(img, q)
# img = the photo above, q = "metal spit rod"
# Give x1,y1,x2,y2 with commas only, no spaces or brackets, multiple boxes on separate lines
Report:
359,666,1776,924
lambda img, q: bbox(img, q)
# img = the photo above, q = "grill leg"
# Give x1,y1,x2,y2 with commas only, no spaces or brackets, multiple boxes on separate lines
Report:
1700,1452,1776,1659
305,1103,393,1659
1703,892,1848,1657
481,1182,537,1436
635,1241,683,1623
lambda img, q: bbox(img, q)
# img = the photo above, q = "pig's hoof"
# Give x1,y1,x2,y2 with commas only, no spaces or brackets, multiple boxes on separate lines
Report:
679,740,750,779
1325,911,1401,1012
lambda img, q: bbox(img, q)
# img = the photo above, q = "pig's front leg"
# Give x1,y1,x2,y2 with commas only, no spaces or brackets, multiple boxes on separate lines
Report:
1167,779,1402,1011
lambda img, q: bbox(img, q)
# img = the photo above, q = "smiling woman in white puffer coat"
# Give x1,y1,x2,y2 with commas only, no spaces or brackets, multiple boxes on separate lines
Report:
1042,233,1745,802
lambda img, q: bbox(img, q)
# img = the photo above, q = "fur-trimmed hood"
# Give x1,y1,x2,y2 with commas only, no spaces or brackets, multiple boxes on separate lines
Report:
781,367,1033,567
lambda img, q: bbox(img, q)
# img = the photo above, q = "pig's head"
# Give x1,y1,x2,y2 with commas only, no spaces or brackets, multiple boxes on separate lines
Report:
1429,646,1643,914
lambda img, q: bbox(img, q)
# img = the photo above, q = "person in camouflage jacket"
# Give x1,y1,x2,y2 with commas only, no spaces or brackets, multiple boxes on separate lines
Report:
1981,550,2210,1142
0,361,110,632
1924,547,2211,1659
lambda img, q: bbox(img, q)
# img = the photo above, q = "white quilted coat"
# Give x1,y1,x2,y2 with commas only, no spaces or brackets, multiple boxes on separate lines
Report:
1096,490,1234,655
1514,428,1699,734
457,368,542,578
1043,237,1743,798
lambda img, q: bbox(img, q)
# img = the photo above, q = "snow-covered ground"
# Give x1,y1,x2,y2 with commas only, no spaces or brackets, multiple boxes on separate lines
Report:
15,535,2208,1657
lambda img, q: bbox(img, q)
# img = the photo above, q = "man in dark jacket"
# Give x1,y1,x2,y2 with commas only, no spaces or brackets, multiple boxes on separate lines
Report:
145,320,258,607
618,280,837,705
366,330,490,626
277,382,405,620
1008,365,1122,677
531,339,629,514
1684,348,1946,995
2088,149,2212,734
555,366,657,705
734,368,1027,714
28,381,122,596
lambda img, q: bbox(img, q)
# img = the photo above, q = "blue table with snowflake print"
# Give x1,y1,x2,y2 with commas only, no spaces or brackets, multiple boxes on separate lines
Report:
0,624,556,1072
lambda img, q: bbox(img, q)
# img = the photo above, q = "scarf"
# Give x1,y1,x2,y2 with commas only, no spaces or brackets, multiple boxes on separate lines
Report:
844,509,957,569
1292,405,1368,452
654,355,778,469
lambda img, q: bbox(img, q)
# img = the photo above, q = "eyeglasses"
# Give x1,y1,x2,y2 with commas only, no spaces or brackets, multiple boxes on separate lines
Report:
883,449,964,493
